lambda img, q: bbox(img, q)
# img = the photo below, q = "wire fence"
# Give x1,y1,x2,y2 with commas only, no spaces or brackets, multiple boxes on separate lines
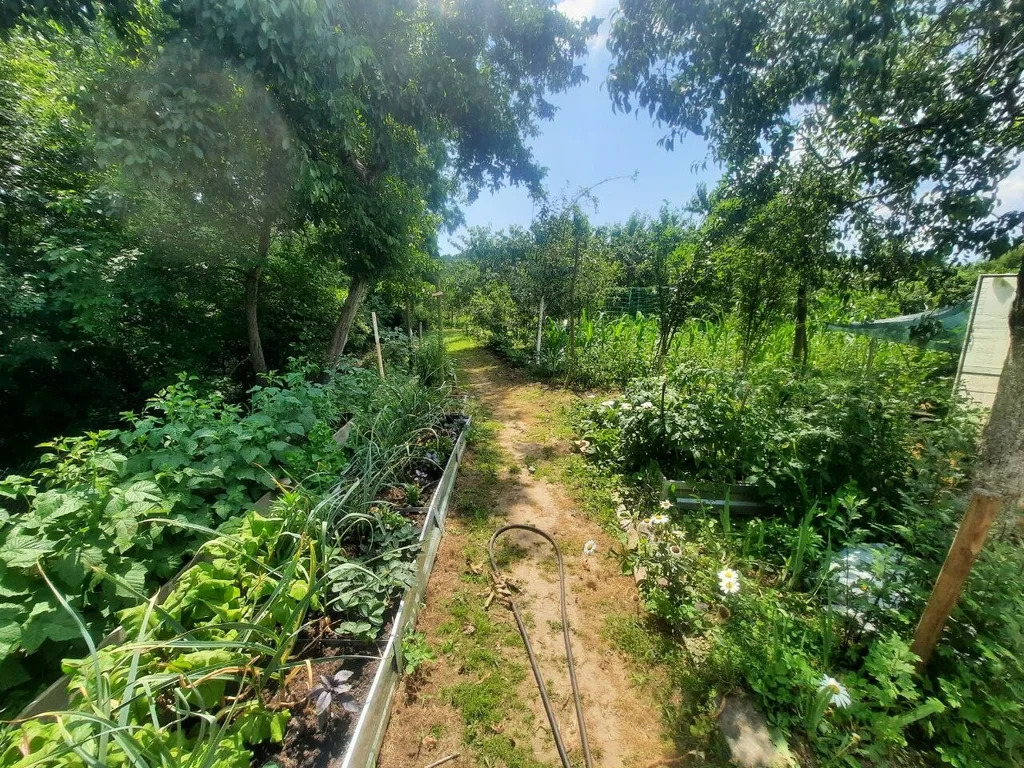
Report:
600,286,663,316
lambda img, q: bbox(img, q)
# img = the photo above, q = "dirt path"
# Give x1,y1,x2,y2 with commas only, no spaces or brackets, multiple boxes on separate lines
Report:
378,339,677,768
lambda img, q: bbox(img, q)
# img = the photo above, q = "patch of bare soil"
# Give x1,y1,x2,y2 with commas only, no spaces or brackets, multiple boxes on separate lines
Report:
378,345,678,768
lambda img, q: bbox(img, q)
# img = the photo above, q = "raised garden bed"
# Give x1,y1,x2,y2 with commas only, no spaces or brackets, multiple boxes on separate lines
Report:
249,414,470,768
339,414,469,768
662,475,769,516
11,414,471,768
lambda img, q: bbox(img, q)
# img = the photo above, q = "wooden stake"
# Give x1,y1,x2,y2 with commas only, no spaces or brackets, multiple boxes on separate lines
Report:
910,488,1001,671
371,311,385,379
535,295,545,364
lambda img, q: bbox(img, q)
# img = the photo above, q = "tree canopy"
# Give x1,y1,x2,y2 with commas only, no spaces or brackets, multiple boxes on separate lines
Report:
608,0,1024,261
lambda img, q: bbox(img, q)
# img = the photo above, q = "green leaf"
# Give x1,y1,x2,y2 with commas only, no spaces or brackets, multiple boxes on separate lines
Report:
113,560,148,598
0,604,26,656
21,602,83,652
0,533,56,569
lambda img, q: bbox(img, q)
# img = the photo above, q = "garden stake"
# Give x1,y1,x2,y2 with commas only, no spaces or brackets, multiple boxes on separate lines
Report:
911,488,1002,670
488,524,593,768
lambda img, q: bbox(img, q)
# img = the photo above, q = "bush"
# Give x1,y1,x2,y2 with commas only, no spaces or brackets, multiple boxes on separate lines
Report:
580,364,976,525
574,330,1005,766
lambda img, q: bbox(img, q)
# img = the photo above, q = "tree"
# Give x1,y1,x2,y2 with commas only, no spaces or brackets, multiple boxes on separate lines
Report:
93,44,300,374
608,0,1022,257
733,161,849,364
645,208,724,364
608,0,1024,491
12,1,597,374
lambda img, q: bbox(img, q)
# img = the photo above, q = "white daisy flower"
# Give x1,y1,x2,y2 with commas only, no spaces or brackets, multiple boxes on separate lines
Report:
719,577,740,594
668,544,682,557
818,675,851,709
640,401,654,409
659,499,673,510
583,540,598,556
619,402,633,411
651,513,670,526
601,400,616,408
717,568,738,582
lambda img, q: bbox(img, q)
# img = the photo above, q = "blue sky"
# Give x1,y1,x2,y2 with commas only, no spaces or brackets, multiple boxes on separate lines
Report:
439,0,721,254
440,0,1024,256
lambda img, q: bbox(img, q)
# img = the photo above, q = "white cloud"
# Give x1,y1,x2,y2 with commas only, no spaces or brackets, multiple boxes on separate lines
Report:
996,158,1024,215
557,0,616,20
558,0,618,54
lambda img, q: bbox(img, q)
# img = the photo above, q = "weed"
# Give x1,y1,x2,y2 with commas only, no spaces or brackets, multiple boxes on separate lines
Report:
401,630,436,675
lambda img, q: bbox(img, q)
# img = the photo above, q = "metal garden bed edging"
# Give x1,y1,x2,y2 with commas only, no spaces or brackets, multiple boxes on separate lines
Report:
19,420,355,720
662,475,769,516
340,414,471,768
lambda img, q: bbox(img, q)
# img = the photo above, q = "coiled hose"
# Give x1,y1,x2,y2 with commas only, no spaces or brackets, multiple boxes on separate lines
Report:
488,524,594,768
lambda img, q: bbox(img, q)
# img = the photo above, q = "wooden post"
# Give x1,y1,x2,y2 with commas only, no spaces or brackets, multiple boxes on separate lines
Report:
371,311,385,379
535,295,545,364
910,488,1002,671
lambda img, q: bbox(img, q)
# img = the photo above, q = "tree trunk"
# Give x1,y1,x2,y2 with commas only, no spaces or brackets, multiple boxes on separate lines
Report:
975,266,1024,509
326,274,369,368
792,281,808,367
244,217,273,374
245,263,268,374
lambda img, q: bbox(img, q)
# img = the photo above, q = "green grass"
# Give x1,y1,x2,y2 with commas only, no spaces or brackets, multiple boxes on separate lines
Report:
438,590,549,768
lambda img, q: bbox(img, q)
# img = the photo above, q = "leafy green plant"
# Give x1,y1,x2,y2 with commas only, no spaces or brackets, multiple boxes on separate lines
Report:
401,629,435,675
0,369,368,710
413,333,456,388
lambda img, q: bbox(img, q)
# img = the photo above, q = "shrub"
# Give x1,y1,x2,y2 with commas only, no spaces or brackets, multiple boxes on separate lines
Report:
581,364,976,526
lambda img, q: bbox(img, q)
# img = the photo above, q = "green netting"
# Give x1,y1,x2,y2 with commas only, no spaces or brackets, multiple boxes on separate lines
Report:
825,300,971,352
601,286,662,315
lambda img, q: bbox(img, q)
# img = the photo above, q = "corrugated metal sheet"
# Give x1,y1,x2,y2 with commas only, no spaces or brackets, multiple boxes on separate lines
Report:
955,274,1017,409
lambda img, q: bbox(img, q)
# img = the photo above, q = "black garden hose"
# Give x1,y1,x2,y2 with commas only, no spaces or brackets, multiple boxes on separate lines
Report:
488,524,594,768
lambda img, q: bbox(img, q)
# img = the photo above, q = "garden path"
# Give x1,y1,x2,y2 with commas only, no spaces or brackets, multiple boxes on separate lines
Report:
378,337,678,768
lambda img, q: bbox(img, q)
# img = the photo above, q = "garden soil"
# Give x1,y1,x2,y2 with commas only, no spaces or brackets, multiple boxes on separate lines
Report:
377,341,679,768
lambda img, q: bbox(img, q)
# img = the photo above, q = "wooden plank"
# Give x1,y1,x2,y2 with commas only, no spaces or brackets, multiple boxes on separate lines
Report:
910,488,1002,671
